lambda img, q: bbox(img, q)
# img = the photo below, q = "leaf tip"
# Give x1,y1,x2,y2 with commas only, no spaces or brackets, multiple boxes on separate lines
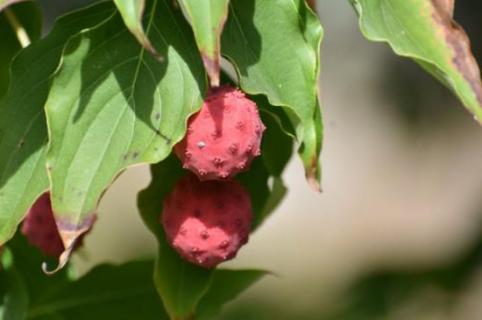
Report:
306,157,322,193
41,247,72,275
307,174,322,193
42,214,97,274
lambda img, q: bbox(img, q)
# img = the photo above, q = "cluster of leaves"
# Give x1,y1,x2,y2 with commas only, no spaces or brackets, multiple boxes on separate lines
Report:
0,0,481,319
1,233,267,319
0,234,168,319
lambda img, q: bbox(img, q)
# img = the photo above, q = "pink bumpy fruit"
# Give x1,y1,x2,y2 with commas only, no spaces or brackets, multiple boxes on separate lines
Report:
21,192,64,257
175,85,265,180
161,174,252,268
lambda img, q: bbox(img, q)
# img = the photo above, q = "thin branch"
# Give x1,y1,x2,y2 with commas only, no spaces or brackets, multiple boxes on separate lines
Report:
4,8,31,48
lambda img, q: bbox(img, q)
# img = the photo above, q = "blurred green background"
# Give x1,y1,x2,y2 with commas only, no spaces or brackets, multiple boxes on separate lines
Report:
37,0,482,319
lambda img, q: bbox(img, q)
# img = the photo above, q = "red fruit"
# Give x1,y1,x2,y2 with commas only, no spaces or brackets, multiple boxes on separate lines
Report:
175,85,265,180
161,174,252,268
21,192,64,257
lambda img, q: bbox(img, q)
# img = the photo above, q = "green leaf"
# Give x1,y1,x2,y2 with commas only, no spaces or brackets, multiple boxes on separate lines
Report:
236,104,292,229
138,155,213,319
1,234,68,320
197,269,268,320
3,234,167,319
27,261,168,320
1,259,29,320
236,157,287,230
2,269,28,320
350,0,482,122
221,0,323,190
45,0,206,263
7,234,70,299
113,0,162,61
259,106,293,177
179,0,230,86
0,2,115,246
0,1,41,97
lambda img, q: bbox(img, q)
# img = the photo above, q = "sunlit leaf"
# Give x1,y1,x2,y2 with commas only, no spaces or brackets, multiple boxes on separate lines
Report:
0,2,115,246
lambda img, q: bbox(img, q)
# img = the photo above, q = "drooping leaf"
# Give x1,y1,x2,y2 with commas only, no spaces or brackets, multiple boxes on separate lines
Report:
45,0,206,267
113,0,162,61
350,0,482,122
28,261,168,320
138,155,213,319
221,0,323,190
179,0,230,86
197,269,268,320
0,2,115,246
0,1,41,97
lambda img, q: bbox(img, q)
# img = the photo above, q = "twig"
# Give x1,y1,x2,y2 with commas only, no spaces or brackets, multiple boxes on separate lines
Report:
4,8,31,48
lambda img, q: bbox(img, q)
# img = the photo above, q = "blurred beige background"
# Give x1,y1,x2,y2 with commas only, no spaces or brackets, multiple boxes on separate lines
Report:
64,1,482,319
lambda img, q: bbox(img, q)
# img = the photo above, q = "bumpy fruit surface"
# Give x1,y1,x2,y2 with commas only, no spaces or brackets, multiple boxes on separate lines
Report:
175,85,265,180
21,192,64,257
161,174,252,268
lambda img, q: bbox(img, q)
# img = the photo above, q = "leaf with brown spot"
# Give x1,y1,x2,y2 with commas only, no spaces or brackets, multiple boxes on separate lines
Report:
351,0,482,122
0,2,114,247
179,0,230,87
